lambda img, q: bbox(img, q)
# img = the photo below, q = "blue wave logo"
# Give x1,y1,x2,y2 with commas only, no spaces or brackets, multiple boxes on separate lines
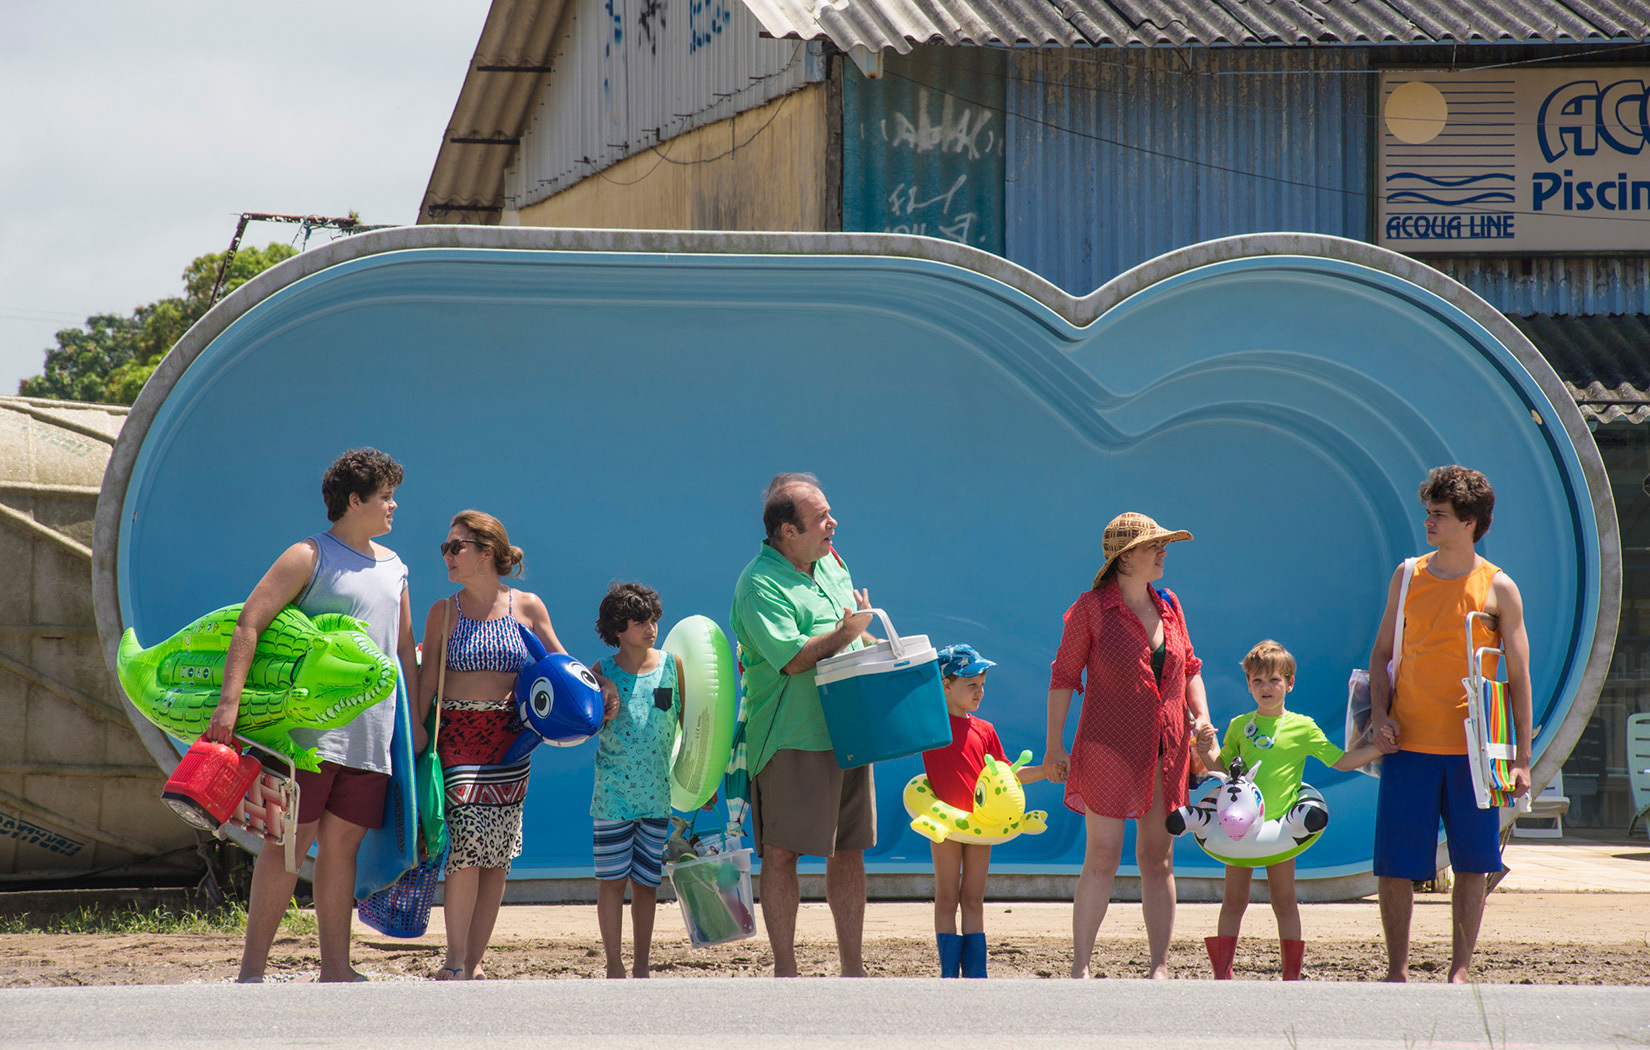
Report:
1386,191,1517,206
1385,172,1515,187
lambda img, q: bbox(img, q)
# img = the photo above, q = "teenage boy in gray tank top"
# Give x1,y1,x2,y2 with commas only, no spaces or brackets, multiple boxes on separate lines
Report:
206,448,418,983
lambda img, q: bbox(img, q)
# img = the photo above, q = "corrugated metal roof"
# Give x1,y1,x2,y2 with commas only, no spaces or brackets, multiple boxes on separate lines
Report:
739,0,1650,55
1511,314,1650,426
419,0,571,223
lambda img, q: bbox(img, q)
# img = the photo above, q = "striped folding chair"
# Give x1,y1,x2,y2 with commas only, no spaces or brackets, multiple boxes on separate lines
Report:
1463,612,1530,813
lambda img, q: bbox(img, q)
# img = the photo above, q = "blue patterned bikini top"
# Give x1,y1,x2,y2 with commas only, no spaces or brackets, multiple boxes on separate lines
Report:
446,591,532,673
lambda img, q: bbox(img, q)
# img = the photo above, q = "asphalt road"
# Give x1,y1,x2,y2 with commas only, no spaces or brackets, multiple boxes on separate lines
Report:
6,979,1649,1048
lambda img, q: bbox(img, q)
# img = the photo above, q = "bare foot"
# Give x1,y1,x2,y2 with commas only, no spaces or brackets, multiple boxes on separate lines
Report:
606,965,627,979
469,965,486,981
1070,965,1090,979
1381,970,1408,983
1147,965,1170,980
319,969,367,983
632,969,650,979
1448,970,1472,984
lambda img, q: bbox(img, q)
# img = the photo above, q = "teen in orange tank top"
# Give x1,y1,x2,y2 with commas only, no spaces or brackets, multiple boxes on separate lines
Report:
1389,554,1500,754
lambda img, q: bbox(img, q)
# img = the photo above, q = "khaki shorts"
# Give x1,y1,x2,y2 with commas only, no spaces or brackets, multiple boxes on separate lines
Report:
751,748,876,858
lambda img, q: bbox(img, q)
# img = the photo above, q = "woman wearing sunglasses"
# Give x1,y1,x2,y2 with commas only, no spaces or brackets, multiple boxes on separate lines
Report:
413,510,611,980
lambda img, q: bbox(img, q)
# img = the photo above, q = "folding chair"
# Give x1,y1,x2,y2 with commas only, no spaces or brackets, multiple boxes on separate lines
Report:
226,736,302,874
1463,612,1530,814
1627,713,1650,839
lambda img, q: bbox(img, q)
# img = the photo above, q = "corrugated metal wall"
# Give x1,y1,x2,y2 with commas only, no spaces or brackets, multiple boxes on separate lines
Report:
503,0,821,209
841,47,1006,256
1003,48,1372,295
1430,256,1650,316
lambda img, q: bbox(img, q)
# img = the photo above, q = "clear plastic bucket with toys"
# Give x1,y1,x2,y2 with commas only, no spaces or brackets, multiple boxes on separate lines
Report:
667,847,756,948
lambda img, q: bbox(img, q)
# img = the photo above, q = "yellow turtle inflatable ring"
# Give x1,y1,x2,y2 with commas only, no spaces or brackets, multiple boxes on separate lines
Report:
902,750,1049,845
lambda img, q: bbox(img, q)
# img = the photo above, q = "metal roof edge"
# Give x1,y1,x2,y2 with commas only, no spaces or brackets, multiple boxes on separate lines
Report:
739,0,1650,54
417,0,571,225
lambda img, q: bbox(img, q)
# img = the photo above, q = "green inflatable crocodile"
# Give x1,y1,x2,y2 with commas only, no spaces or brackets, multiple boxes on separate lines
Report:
117,604,398,772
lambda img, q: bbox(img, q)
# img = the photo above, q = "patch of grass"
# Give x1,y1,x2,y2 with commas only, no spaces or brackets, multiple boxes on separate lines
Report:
280,901,317,936
0,898,314,936
0,904,245,935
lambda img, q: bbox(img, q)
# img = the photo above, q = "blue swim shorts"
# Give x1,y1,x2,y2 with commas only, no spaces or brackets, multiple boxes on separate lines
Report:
1373,749,1502,880
593,816,669,887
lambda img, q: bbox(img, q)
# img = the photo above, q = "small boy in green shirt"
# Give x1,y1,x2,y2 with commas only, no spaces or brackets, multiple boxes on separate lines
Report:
1191,640,1391,980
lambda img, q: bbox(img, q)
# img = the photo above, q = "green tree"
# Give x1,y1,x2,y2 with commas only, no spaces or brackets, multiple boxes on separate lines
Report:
19,242,299,405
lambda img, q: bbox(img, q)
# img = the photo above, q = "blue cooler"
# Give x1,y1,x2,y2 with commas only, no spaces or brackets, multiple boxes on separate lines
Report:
814,609,950,769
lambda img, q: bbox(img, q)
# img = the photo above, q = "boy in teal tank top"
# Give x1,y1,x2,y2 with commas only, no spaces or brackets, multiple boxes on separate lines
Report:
1188,640,1391,980
590,583,682,978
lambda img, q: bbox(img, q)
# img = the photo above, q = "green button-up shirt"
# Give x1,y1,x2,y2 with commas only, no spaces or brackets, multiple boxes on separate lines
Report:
730,541,862,777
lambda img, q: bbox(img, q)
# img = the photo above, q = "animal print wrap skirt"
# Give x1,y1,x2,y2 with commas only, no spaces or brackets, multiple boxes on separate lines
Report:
438,696,529,871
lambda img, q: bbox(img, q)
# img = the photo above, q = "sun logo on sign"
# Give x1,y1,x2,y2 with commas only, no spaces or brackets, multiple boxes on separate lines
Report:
1385,81,1448,144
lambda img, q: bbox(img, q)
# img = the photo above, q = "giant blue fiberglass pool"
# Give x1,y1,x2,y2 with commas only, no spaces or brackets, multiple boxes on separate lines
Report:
100,229,1612,886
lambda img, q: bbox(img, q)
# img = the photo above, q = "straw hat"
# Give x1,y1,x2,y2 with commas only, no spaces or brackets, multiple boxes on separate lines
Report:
1092,512,1193,588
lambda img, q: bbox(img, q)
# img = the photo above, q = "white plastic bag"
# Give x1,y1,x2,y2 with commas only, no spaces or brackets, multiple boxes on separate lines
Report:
1345,669,1381,778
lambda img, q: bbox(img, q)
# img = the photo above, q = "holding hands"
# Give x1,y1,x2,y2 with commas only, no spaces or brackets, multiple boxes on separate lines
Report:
1045,742,1070,784
1368,710,1401,751
1194,718,1219,753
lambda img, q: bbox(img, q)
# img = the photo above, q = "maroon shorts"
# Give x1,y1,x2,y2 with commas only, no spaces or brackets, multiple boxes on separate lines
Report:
295,761,390,828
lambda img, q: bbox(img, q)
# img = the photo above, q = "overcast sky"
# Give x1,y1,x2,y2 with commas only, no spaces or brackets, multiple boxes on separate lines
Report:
0,1,492,394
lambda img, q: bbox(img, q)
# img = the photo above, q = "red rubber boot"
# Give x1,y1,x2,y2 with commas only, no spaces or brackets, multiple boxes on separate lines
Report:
1204,935,1237,980
1280,938,1305,981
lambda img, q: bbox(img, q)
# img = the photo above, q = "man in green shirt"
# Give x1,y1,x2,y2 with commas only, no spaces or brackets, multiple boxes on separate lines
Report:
731,472,875,978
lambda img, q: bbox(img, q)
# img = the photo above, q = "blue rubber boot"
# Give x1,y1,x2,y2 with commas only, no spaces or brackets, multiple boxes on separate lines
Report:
936,933,963,978
961,932,987,978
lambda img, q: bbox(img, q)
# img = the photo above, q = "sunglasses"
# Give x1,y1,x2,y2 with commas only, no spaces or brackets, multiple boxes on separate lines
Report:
438,539,482,557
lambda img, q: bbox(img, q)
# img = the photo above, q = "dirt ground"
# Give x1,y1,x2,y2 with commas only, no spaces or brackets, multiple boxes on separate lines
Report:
4,893,1647,986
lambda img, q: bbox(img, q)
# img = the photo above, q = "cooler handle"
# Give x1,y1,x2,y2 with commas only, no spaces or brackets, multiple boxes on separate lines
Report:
855,607,906,660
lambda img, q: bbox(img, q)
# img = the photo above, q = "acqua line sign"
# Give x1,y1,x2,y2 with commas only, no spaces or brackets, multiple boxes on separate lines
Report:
1377,69,1650,252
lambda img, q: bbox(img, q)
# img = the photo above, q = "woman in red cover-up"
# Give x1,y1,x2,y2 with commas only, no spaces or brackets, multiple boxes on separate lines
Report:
1045,512,1215,980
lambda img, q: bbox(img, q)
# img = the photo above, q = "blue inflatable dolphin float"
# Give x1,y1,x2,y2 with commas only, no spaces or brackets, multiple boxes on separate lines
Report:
501,624,603,762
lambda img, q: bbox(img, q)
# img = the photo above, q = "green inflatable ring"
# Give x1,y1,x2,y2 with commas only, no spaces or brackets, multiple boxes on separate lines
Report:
116,603,399,772
662,615,738,812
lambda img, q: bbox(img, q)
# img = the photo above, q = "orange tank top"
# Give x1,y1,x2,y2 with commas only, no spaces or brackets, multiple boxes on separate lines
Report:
1390,554,1500,755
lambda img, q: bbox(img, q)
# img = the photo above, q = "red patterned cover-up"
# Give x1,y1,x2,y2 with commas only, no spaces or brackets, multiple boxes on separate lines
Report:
1048,581,1202,820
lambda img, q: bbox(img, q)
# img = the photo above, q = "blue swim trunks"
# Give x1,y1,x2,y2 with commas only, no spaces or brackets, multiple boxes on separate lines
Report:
593,816,669,887
1374,749,1502,880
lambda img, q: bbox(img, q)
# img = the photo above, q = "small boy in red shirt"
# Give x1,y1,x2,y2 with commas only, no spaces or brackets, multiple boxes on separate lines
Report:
922,644,1046,978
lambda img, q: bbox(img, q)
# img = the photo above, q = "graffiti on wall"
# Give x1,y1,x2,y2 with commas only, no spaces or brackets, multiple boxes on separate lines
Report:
842,50,1006,255
688,0,730,53
885,175,977,242
884,89,1000,160
637,0,665,56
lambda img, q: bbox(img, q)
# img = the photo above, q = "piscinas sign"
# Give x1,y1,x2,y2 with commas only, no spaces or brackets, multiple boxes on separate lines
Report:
1378,68,1650,252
